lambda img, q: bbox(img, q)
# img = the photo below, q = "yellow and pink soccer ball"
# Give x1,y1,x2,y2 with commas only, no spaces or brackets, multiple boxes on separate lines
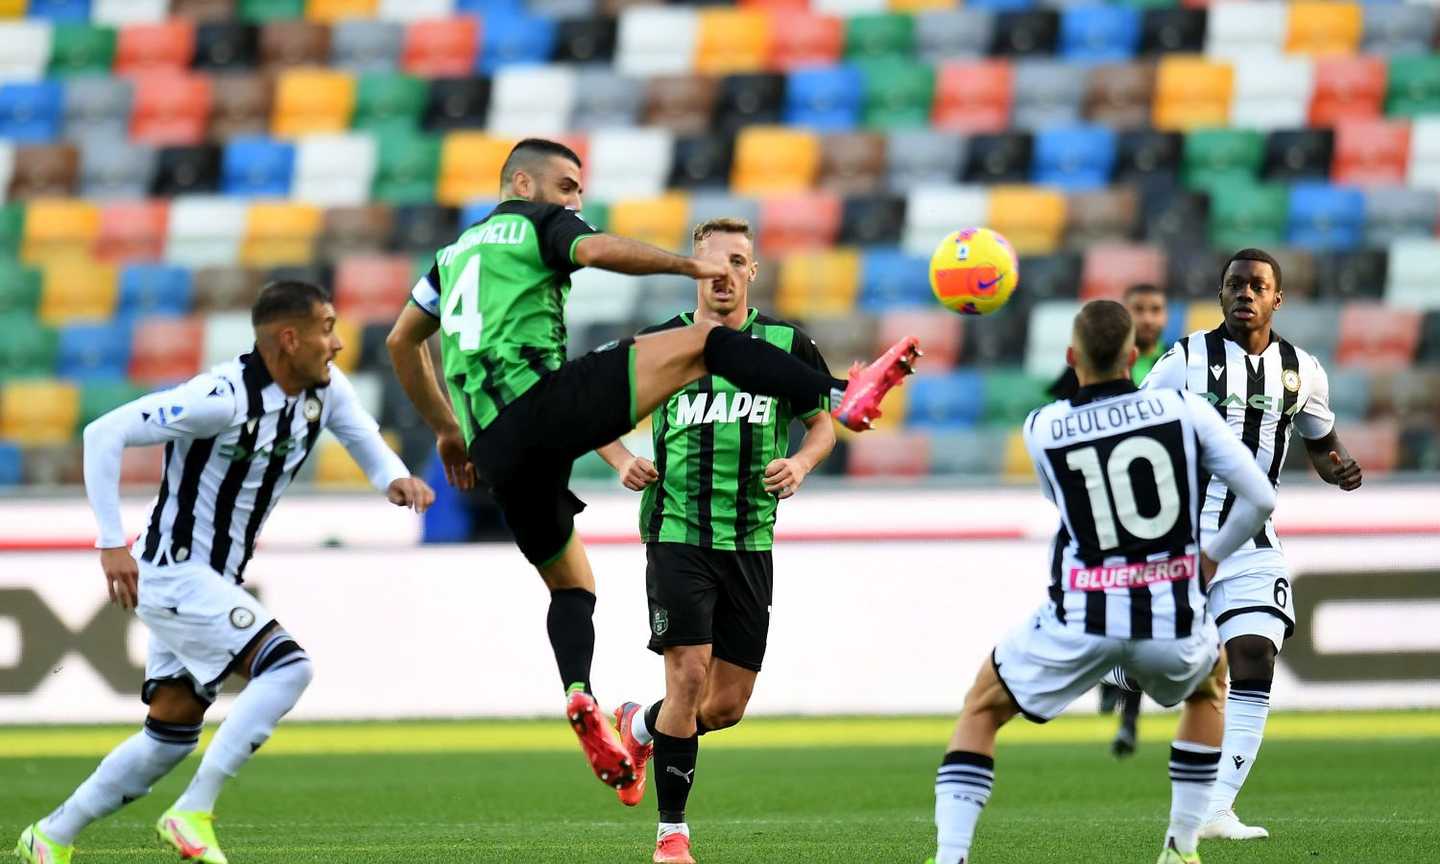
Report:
928,227,1019,316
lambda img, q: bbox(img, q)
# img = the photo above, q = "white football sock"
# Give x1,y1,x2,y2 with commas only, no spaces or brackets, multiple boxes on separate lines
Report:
934,751,993,864
1210,679,1271,813
1167,740,1221,854
40,719,199,845
657,822,689,840
174,645,312,813
632,706,654,746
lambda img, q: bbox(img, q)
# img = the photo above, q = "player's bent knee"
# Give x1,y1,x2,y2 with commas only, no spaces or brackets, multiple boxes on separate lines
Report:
144,681,208,726
699,702,746,732
250,628,315,690
1226,634,1277,680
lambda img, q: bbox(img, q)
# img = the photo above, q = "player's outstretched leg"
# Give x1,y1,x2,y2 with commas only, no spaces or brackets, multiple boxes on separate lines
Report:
1201,635,1275,841
930,657,1016,864
1161,657,1226,863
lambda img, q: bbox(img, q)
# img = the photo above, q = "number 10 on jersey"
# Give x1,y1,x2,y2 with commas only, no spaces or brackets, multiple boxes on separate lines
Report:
442,255,484,351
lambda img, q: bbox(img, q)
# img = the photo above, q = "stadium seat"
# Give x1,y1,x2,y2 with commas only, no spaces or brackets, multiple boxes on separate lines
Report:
1065,187,1139,249
982,368,1050,426
488,65,574,136
1182,300,1224,334
39,259,118,324
1183,128,1264,191
397,17,476,78
1113,129,1182,183
241,0,305,21
839,195,904,247
1336,303,1422,369
25,0,92,22
0,259,42,319
1080,242,1164,300
914,9,993,64
815,132,886,195
93,0,169,25
352,71,426,131
713,73,785,135
759,192,842,256
1309,56,1385,127
905,371,984,430
435,131,512,206
221,135,295,197
318,204,393,262
333,254,411,323
731,126,819,196
1360,3,1436,58
259,19,332,70
0,81,64,142
117,264,192,318
9,143,81,200
886,130,964,192
991,10,1058,58
1166,247,1227,300
1016,251,1081,302
987,185,1064,255
1153,57,1233,131
1011,60,1084,130
644,74,718,136
1312,361,1363,417
129,74,211,147
273,68,355,135
0,21,54,80
1286,1,1362,56
115,19,196,74
784,65,862,131
1084,62,1156,131
934,60,1013,134
1288,183,1364,252
902,185,988,256
151,144,222,196
685,192,760,236
1385,239,1440,311
769,11,846,71
165,196,248,267
963,132,1032,184
209,73,274,141
582,127,668,201
1205,0,1286,59
695,8,769,74
858,249,931,310
1208,179,1287,250
1060,5,1140,63
308,0,377,23
20,198,98,264
0,379,80,444
77,379,144,436
330,19,403,73
56,321,132,380
1023,300,1080,378
1419,312,1440,365
0,313,59,378
1336,419,1400,476
49,22,116,76
96,200,168,264
669,134,733,190
242,201,322,266
1385,56,1440,117
552,16,616,65
616,7,697,76
292,132,376,206
845,430,930,478
566,267,641,332
844,13,912,63
1138,7,1206,57
371,128,439,204
1407,118,1440,191
479,13,556,74
1364,188,1437,248
1262,129,1334,183
609,193,690,252
378,0,450,18
202,309,257,367
421,77,490,132
194,21,260,70
389,203,458,256
0,202,21,259
1230,56,1315,132
1032,126,1115,192
1314,248,1386,301
192,265,264,313
1332,119,1410,186
859,60,933,130
776,249,860,318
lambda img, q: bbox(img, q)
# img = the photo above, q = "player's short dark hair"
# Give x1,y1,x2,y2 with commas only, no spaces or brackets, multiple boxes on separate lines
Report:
252,280,330,326
1222,248,1282,291
1123,282,1165,301
1073,299,1134,373
500,138,583,189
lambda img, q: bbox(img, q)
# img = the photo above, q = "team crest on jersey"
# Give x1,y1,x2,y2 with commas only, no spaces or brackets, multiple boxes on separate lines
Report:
1282,369,1300,393
304,397,322,422
651,607,669,636
229,607,256,629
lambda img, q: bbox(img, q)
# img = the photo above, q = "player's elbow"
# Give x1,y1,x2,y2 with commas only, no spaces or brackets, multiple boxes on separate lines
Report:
570,234,606,269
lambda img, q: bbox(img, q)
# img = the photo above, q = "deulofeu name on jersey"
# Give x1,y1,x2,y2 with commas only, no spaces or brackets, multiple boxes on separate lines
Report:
673,391,776,427
1054,397,1167,440
438,218,528,265
1202,391,1303,415
218,437,301,463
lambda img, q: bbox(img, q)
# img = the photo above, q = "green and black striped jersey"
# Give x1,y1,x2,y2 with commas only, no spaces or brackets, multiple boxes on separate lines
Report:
638,309,829,552
410,199,598,440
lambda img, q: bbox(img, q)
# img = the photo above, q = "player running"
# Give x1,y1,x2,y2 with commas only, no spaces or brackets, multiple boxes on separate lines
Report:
385,138,918,792
16,281,434,864
926,300,1277,864
1142,248,1362,840
595,217,837,864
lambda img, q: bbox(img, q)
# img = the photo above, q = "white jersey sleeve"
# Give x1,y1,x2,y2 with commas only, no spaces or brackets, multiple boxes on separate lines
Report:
1182,390,1277,561
1293,352,1335,440
82,374,239,549
410,262,441,320
1022,408,1058,504
1140,342,1187,390
323,367,411,493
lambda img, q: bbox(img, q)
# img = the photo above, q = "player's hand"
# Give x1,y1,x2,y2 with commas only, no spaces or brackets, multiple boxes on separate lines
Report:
763,458,809,500
619,456,658,492
100,546,139,611
387,476,436,513
687,257,728,281
1198,553,1219,591
1329,451,1362,491
436,429,477,491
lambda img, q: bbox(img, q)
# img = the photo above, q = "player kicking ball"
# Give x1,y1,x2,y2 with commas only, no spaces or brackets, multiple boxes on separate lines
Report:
595,217,839,864
386,138,919,793
16,282,434,864
926,300,1277,864
1142,249,1362,840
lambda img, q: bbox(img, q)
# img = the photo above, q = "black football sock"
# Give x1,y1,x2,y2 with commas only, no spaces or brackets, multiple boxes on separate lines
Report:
547,588,596,695
645,700,663,738
652,730,699,825
703,326,847,408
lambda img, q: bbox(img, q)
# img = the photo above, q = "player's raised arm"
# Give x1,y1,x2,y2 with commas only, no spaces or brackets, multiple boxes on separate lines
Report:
82,376,236,608
572,233,727,280
1292,357,1362,491
323,368,435,513
1183,390,1277,567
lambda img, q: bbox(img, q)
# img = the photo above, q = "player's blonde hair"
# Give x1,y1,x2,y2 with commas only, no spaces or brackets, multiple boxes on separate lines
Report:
692,217,753,252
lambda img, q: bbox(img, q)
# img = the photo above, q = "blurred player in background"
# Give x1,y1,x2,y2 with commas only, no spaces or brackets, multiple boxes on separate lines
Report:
927,300,1277,864
1143,249,1362,840
385,138,918,792
595,218,837,864
16,282,434,864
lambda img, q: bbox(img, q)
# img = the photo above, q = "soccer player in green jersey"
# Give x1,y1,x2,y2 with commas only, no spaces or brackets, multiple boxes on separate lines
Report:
386,139,920,792
595,218,836,864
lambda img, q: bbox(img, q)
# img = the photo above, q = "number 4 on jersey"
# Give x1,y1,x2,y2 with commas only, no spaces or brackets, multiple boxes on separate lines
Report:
442,255,483,351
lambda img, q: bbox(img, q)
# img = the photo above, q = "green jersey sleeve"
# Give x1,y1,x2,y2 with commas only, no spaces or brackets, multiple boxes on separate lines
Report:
534,205,599,274
788,326,831,419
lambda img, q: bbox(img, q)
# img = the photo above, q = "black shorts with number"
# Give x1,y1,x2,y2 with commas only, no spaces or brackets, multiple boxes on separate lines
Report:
468,339,636,566
645,542,774,672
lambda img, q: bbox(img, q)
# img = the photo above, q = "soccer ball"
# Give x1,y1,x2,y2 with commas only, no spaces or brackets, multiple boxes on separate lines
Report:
929,227,1019,316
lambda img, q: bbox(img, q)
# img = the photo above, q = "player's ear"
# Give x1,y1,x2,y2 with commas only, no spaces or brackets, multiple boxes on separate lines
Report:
748,262,758,282
1065,345,1077,369
1127,345,1139,368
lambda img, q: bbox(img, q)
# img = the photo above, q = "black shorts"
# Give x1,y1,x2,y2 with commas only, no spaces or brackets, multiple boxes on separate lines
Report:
645,542,774,673
468,339,637,566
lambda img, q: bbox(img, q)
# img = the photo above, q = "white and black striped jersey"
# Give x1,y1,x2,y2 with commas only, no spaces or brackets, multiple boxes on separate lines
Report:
83,351,409,583
1142,327,1334,582
1023,380,1275,640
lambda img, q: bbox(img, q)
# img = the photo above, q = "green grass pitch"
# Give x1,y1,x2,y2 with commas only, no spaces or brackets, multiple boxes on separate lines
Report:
3,713,1437,863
